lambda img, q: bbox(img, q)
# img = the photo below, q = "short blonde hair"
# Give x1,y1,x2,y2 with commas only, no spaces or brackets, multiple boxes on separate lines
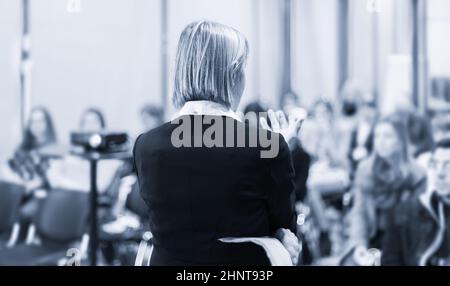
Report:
173,21,249,109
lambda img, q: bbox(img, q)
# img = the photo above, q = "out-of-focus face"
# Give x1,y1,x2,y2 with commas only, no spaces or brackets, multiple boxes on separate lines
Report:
429,147,450,197
314,103,332,127
29,110,48,143
374,122,401,159
141,113,159,132
81,112,103,132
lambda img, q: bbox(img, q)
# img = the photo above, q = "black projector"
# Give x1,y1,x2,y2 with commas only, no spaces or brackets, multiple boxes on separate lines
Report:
71,131,129,153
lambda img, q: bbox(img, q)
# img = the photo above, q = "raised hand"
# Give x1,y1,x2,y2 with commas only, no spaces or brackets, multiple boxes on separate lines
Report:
260,109,305,144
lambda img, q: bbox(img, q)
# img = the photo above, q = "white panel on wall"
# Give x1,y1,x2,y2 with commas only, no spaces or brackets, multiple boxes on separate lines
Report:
257,0,283,109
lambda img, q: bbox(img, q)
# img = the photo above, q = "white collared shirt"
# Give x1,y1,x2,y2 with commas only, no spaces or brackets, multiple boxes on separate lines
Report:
172,100,242,122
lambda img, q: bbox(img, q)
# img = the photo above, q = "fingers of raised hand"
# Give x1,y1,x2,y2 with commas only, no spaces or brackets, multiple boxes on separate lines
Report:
268,109,280,132
259,117,271,131
276,110,288,130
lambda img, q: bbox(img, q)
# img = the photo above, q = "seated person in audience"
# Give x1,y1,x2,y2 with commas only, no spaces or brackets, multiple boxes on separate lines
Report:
404,111,434,159
291,100,351,257
382,139,450,266
417,112,450,169
3,107,57,189
243,101,266,128
47,107,124,195
347,100,377,175
1,107,58,240
348,114,426,251
140,105,164,133
305,99,349,168
246,101,311,203
281,100,311,203
303,99,351,196
339,81,366,165
289,124,311,204
340,80,363,120
79,107,106,132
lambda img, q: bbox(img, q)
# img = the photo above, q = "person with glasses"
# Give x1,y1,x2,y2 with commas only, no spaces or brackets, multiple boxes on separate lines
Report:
382,139,450,266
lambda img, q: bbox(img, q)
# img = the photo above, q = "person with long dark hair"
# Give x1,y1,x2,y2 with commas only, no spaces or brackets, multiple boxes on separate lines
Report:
8,106,57,189
79,107,106,132
348,114,426,250
4,107,58,241
382,139,450,265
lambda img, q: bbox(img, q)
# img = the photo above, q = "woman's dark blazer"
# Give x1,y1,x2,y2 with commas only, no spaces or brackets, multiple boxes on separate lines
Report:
133,114,296,266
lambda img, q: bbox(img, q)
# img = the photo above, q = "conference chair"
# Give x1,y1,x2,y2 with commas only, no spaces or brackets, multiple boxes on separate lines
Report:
0,188,89,266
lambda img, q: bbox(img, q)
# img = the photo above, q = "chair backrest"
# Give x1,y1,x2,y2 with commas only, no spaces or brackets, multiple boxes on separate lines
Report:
0,181,25,233
35,189,89,244
125,183,149,219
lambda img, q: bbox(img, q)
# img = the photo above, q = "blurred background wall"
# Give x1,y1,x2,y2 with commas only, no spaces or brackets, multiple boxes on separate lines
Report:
1,0,448,163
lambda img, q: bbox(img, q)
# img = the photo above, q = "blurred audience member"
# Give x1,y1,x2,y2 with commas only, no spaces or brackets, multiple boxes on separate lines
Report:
382,139,450,266
47,108,123,194
306,99,349,168
338,81,365,145
300,100,351,256
417,112,450,168
2,107,58,241
431,112,450,142
243,101,266,128
349,114,426,250
6,106,57,190
243,101,311,203
305,99,351,198
80,107,106,132
140,105,164,133
348,100,377,174
404,111,434,158
289,130,311,204
340,80,363,119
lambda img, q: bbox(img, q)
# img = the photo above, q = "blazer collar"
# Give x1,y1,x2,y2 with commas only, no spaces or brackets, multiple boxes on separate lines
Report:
172,100,242,122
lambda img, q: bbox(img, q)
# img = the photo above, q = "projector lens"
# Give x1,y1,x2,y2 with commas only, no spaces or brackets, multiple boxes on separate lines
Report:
89,134,102,148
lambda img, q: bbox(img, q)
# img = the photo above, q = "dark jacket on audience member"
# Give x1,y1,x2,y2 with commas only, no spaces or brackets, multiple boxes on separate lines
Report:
133,115,296,266
382,189,450,266
290,140,311,202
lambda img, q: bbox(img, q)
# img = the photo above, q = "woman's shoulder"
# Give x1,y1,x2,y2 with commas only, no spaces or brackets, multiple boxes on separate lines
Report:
134,123,173,148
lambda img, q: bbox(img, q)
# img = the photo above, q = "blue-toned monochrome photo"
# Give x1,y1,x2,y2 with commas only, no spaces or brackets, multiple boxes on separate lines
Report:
0,0,450,272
